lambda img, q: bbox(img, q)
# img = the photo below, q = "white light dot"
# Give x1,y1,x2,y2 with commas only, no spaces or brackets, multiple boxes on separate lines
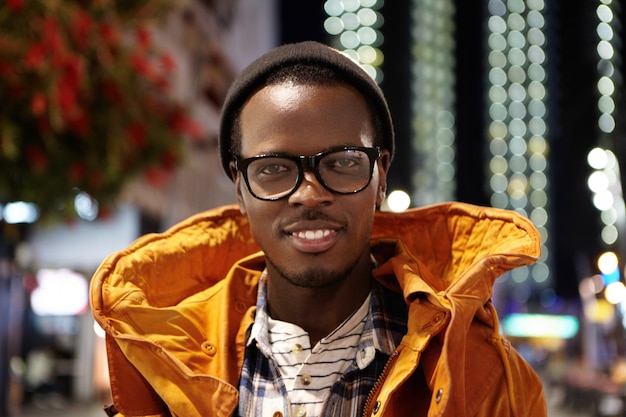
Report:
588,147,609,169
588,171,610,193
593,190,615,211
601,224,619,245
598,251,619,274
605,281,626,304
386,190,411,212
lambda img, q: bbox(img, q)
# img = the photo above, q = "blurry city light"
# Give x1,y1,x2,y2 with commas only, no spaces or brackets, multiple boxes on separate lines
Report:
410,0,456,205
593,190,615,211
579,275,605,297
386,190,411,212
590,1,624,245
588,147,609,169
602,268,621,285
587,147,626,246
74,191,99,221
31,268,88,316
3,201,40,224
502,313,579,339
598,251,619,273
588,170,610,193
486,0,550,288
584,298,616,323
605,281,626,304
323,0,385,83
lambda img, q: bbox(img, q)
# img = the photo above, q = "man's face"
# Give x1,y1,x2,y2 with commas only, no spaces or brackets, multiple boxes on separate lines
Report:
233,81,390,288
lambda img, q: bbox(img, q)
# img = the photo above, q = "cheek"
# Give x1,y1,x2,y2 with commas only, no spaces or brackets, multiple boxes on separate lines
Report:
236,187,279,238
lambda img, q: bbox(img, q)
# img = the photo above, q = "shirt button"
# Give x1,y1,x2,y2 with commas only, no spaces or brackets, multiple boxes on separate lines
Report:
292,343,303,354
300,373,312,385
372,400,381,414
435,388,444,403
272,412,283,417
295,406,307,417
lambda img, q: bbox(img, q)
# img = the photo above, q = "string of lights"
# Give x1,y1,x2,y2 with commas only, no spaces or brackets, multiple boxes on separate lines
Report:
486,0,552,299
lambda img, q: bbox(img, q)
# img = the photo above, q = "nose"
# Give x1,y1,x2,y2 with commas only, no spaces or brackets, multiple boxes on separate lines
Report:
288,170,334,206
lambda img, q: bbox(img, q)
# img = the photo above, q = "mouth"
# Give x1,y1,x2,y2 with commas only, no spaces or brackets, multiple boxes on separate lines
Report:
284,221,342,253
291,229,333,240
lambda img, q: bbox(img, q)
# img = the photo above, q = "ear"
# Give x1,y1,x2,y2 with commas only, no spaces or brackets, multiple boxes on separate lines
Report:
230,161,247,216
375,150,391,207
377,184,387,206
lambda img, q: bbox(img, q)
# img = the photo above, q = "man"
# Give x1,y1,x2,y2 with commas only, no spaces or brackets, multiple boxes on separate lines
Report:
91,41,547,416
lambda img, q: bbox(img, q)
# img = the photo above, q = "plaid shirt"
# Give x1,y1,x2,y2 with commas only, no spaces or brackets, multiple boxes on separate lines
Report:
236,273,408,417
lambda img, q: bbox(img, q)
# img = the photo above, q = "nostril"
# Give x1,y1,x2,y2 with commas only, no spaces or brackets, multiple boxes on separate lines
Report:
288,172,334,205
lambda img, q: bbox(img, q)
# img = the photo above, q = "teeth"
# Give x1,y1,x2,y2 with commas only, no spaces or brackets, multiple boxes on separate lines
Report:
295,230,331,240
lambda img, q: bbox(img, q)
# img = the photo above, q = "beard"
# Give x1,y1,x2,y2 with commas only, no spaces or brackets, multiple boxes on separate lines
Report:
265,251,363,289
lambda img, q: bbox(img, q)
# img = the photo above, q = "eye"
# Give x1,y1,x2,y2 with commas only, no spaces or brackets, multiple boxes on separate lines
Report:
324,151,367,171
259,162,288,175
249,157,295,179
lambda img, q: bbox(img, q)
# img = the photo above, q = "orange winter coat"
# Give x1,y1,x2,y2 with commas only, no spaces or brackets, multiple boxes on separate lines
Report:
90,202,547,417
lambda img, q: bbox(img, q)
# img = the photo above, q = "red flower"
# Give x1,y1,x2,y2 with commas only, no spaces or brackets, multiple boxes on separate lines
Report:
55,57,84,121
0,62,12,77
71,10,94,50
153,74,169,92
130,52,154,78
42,18,62,54
69,111,90,137
27,146,48,172
62,57,84,88
135,26,152,50
127,122,147,148
99,22,119,46
159,53,176,72
24,43,46,69
170,113,203,140
100,79,122,103
56,81,78,113
69,161,86,182
144,167,170,188
31,93,47,116
6,0,23,12
160,149,178,170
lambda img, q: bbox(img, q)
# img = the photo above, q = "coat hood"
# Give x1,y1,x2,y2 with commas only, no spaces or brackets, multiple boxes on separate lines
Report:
92,201,540,313
371,202,540,304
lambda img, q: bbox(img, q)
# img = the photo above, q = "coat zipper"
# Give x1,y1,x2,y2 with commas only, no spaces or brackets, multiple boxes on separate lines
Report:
361,348,401,417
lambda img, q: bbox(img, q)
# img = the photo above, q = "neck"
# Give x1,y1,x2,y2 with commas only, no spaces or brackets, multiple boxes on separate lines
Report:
266,260,372,345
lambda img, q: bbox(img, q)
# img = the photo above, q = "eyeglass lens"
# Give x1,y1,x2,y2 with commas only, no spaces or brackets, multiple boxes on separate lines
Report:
244,148,375,200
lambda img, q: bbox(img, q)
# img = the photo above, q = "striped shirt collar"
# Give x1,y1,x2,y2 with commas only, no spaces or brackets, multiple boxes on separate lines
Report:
247,270,400,362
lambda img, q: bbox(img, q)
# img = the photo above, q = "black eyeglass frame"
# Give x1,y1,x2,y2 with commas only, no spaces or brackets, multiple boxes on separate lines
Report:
234,146,382,201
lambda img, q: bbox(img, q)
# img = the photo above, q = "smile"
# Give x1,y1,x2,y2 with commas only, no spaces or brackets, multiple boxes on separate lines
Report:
292,229,333,240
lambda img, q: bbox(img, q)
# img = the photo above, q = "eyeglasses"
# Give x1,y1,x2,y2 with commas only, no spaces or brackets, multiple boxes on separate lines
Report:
234,146,381,201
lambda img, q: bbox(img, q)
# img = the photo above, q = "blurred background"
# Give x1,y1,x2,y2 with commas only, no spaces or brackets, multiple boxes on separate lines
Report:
0,0,624,415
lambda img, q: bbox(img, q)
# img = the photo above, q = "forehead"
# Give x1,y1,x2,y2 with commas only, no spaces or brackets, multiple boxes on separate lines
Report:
238,82,375,157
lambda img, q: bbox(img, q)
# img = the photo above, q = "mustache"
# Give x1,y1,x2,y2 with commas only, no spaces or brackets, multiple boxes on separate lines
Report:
285,208,341,224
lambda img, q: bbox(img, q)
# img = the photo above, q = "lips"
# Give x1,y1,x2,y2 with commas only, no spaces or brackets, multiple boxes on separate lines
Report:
284,220,342,253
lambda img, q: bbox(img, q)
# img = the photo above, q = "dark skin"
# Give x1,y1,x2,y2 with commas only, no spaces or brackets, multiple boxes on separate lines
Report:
231,81,390,345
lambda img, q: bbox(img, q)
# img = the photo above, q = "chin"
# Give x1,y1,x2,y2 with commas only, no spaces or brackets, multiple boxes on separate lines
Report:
267,255,353,289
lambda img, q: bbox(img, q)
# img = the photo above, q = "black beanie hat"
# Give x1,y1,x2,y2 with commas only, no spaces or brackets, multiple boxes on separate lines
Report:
218,41,395,179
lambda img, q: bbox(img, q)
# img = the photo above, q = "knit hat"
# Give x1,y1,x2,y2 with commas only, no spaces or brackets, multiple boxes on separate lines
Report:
218,41,395,179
